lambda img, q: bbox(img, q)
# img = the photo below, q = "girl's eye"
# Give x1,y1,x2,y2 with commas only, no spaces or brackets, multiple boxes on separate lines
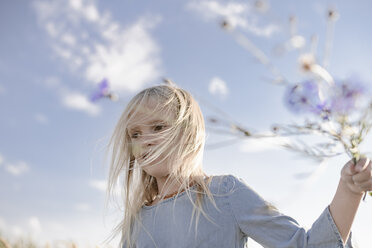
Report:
131,132,140,139
154,125,165,131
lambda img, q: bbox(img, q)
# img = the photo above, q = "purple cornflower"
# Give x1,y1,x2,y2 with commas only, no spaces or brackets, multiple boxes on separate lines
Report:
285,78,367,119
90,78,110,102
330,79,366,115
285,80,330,118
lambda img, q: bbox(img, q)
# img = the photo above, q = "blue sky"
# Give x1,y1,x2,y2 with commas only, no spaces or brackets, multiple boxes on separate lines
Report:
1,0,372,247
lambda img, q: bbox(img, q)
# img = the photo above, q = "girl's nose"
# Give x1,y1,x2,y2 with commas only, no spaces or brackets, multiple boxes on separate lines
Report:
142,141,153,148
141,135,155,148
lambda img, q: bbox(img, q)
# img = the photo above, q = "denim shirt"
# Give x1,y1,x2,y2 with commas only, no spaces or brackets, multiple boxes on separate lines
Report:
128,175,353,248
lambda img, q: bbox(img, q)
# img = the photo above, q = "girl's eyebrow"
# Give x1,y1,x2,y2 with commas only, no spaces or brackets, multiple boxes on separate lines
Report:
148,120,167,124
128,120,167,131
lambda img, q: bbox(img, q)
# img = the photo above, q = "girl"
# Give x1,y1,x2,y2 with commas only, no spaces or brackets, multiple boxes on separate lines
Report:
107,83,371,247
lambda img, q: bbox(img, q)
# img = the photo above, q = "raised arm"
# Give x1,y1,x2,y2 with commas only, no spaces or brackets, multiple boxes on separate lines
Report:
329,157,372,244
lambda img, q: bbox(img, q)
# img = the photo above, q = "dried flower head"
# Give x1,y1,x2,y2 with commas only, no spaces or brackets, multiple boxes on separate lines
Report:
299,53,316,72
254,0,270,12
221,20,232,30
327,8,339,21
290,35,306,49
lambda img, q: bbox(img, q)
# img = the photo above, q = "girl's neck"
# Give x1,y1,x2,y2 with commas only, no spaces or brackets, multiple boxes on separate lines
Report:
155,175,182,198
146,176,194,206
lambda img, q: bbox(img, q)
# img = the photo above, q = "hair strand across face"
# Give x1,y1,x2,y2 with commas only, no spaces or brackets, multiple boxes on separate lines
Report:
106,84,216,247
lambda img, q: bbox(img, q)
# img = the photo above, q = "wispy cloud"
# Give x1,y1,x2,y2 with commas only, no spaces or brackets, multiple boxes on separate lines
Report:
89,179,107,192
11,225,24,238
34,113,49,124
42,76,102,116
0,153,28,177
33,0,163,93
4,161,30,176
0,216,43,242
62,91,100,116
75,203,92,212
208,76,228,97
0,153,4,166
28,216,42,235
187,0,279,37
43,76,61,89
239,134,290,153
90,179,122,197
0,217,24,240
0,216,6,230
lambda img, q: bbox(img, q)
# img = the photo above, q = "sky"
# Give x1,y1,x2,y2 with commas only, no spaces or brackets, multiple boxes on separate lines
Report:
0,0,372,247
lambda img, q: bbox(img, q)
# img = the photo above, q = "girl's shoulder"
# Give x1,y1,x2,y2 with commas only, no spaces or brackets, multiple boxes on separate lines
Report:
208,175,271,211
208,174,251,195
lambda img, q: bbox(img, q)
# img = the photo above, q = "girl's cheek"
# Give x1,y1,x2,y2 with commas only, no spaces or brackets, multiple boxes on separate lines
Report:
131,143,142,158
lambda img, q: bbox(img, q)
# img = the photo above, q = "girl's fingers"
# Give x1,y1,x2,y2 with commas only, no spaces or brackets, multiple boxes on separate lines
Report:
355,157,371,172
341,173,354,185
346,182,365,194
341,157,372,194
342,160,357,176
352,163,372,183
354,180,372,191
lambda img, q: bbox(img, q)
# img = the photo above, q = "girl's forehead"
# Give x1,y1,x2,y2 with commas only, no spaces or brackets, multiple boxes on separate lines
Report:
127,102,175,129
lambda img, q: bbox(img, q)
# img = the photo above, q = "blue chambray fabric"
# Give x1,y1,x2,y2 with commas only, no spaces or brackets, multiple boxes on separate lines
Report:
126,175,353,248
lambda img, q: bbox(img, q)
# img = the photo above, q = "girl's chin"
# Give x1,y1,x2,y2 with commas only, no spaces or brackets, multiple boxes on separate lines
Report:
138,158,163,168
142,165,169,178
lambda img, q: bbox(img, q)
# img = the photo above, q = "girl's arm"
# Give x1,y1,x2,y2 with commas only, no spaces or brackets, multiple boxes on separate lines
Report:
329,158,372,244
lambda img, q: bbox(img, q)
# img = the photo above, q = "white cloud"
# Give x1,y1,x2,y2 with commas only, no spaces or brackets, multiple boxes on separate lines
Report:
0,216,6,230
90,179,107,192
43,76,62,88
33,0,163,93
28,216,42,234
61,33,76,46
239,135,290,153
188,1,248,26
5,161,30,176
11,226,24,237
75,203,91,212
41,76,101,116
34,113,49,124
62,92,101,116
84,4,99,22
32,0,58,21
0,217,43,244
45,22,58,37
52,45,72,60
84,17,163,92
209,76,228,97
187,0,279,37
0,153,4,166
69,0,83,11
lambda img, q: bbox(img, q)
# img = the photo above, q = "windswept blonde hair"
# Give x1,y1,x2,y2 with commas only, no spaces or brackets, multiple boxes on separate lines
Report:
106,83,215,247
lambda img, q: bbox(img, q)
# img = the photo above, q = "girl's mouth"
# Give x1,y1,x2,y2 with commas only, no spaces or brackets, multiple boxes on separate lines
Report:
142,152,150,160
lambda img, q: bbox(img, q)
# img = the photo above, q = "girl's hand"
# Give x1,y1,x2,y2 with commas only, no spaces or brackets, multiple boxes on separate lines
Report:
330,157,371,242
341,157,372,196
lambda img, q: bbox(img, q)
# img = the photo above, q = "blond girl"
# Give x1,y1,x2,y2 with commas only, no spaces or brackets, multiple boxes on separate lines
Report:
107,83,371,247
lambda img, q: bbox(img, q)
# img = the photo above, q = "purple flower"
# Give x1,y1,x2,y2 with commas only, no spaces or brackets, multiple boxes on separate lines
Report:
330,79,366,114
285,78,367,118
90,78,110,102
285,80,330,116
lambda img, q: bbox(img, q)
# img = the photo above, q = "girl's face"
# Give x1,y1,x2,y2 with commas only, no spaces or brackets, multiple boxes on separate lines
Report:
127,97,175,178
